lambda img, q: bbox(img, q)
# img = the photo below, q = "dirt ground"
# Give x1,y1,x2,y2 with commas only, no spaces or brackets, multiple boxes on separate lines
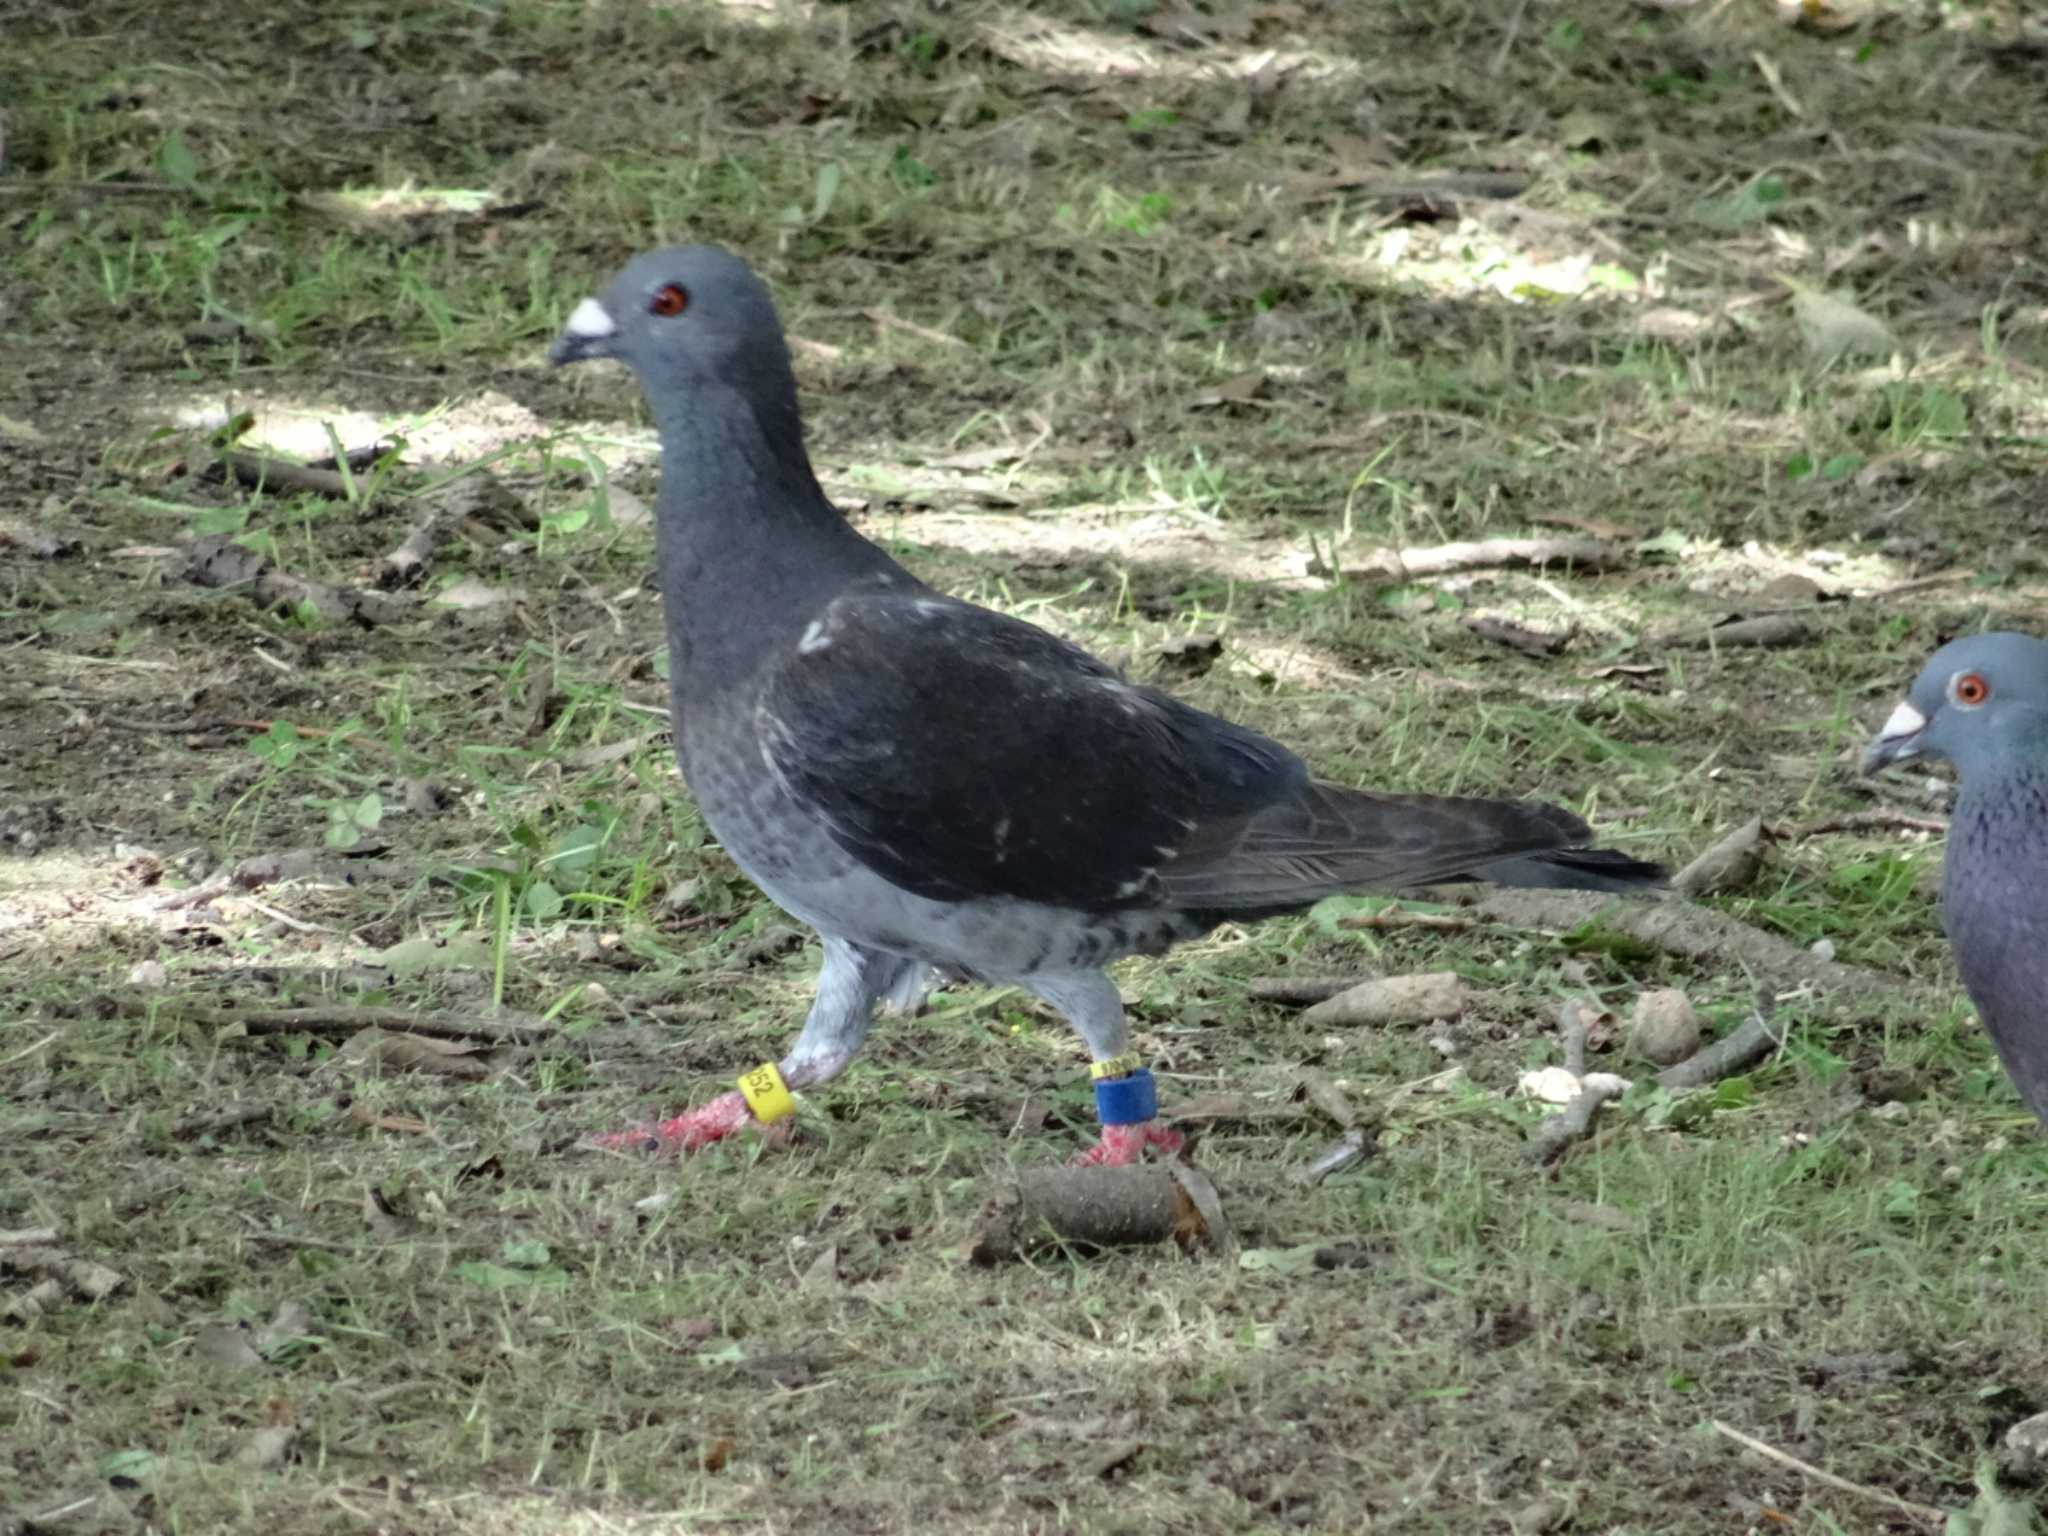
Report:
7,1,2048,1532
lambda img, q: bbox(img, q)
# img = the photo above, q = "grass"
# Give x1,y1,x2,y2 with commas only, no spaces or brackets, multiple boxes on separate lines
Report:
7,0,2048,1530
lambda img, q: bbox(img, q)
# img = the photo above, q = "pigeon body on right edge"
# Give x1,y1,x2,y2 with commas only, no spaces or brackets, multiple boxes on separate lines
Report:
1865,631,2048,1124
550,245,1665,1165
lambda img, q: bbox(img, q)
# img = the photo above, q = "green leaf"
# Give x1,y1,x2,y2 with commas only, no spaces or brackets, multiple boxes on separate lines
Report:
1237,1244,1322,1277
159,134,201,190
525,881,563,920
457,1260,566,1290
811,161,843,219
101,1448,158,1483
191,503,251,535
501,1238,552,1268
548,824,607,876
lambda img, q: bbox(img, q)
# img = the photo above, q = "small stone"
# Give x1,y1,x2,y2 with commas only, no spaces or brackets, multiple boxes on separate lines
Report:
1629,988,1700,1066
2004,1410,2048,1478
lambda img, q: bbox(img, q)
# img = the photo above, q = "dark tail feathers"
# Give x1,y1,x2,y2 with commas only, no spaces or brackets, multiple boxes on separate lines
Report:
1468,846,1667,895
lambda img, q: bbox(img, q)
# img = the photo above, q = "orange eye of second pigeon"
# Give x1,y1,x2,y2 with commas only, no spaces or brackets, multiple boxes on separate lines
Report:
650,284,689,317
1953,671,1990,707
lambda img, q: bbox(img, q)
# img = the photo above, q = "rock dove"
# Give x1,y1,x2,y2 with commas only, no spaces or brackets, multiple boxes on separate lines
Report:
549,245,1664,1165
1864,631,2048,1124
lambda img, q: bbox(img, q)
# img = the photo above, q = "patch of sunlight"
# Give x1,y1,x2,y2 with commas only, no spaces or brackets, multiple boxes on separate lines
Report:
298,183,497,228
1364,221,1641,305
1680,538,1912,601
162,390,554,466
0,852,128,946
859,503,1321,591
979,7,1361,85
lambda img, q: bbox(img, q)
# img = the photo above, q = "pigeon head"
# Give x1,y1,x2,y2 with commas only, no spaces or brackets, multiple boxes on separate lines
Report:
1862,631,2048,779
549,244,799,416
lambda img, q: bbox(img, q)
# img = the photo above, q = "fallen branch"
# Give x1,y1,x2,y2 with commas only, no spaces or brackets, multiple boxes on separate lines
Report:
1664,614,1812,649
1786,809,1947,840
169,1002,549,1046
1523,1078,1624,1165
1710,1420,1946,1526
1248,976,1370,1006
1469,889,1912,1008
971,1165,1230,1264
381,511,447,588
181,534,413,626
216,451,355,499
1334,536,1620,583
1334,907,1477,933
379,481,482,589
1463,615,1576,656
1656,1012,1787,1091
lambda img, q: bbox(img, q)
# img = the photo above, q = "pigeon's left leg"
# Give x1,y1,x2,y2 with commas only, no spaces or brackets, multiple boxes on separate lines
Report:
1024,970,1184,1167
591,936,924,1154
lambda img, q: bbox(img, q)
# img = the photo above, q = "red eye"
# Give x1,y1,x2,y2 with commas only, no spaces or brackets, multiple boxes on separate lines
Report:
1952,671,1990,707
649,283,689,318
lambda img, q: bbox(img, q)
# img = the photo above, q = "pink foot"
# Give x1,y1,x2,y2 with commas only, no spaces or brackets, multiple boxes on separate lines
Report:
1072,1119,1186,1167
586,1090,787,1154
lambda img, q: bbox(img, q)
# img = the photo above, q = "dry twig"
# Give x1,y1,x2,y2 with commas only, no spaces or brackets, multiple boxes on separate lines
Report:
1656,1012,1787,1091
1710,1420,1946,1526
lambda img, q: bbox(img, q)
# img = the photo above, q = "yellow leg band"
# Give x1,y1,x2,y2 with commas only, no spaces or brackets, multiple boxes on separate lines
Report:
737,1061,796,1124
1089,1053,1143,1081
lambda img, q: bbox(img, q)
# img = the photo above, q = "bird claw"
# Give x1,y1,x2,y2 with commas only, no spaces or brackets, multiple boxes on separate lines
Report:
1071,1120,1186,1167
586,1090,788,1155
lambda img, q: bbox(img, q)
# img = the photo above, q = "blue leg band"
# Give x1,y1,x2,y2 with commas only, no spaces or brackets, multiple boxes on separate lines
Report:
1094,1067,1158,1126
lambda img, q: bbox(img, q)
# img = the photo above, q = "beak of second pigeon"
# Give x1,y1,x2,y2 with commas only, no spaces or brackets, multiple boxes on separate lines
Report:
548,296,618,367
1861,696,1928,774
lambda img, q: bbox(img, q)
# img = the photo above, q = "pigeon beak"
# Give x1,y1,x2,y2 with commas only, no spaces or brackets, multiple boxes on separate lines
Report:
1861,698,1928,774
548,297,619,366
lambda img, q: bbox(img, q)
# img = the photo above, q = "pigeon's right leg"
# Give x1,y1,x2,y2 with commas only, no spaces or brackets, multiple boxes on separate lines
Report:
1023,970,1185,1167
591,936,922,1154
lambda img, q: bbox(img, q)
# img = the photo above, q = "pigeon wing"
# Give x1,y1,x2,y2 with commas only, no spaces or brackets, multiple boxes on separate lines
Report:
757,591,1605,914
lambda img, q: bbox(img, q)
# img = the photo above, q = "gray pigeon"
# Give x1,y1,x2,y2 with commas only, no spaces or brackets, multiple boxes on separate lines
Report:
1864,631,2048,1123
550,246,1663,1164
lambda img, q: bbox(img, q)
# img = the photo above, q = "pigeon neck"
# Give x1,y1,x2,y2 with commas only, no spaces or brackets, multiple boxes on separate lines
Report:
650,385,889,692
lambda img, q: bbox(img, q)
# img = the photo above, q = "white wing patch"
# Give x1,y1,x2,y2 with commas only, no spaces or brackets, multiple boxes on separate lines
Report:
798,618,833,655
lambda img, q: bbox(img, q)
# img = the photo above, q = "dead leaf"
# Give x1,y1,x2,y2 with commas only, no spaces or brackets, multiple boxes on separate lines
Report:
194,1323,267,1370
1464,615,1574,657
799,1244,839,1296
235,1423,296,1469
1301,972,1465,1029
251,1301,314,1359
1788,283,1894,360
432,577,521,610
330,1026,512,1081
1189,370,1269,409
1752,573,1824,606
1586,663,1664,686
1675,818,1773,898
